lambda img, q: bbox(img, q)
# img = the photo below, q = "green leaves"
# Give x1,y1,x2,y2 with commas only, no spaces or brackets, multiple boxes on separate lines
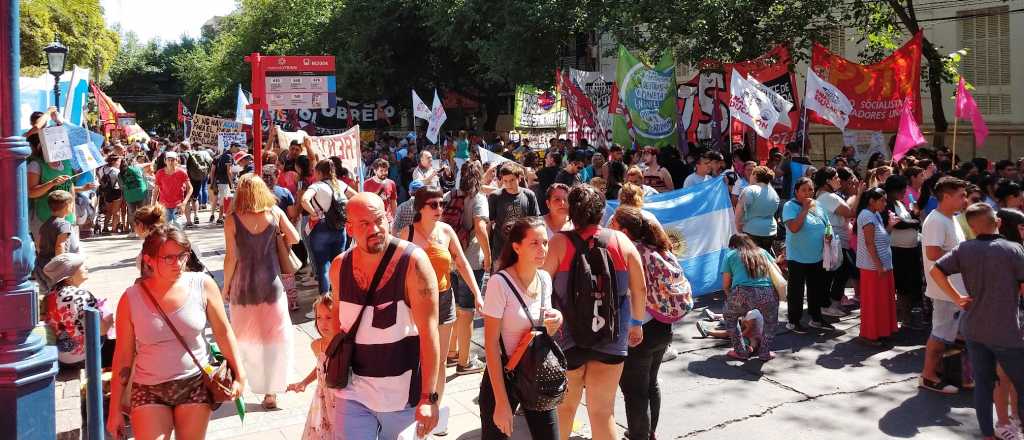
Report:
19,0,120,77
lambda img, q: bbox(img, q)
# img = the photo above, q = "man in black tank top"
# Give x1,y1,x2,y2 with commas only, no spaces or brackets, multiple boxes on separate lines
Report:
331,192,441,439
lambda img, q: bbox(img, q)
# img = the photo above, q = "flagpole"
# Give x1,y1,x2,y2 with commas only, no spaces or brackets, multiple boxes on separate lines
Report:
951,116,959,163
800,104,808,157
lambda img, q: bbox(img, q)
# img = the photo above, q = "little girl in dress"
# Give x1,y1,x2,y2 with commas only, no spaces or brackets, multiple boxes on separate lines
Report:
287,296,338,439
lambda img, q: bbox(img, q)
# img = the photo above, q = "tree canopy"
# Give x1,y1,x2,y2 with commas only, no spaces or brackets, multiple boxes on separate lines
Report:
19,0,120,78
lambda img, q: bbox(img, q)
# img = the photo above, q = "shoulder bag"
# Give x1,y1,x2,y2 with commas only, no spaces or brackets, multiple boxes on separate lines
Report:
495,272,567,411
324,239,399,389
274,209,302,274
136,280,235,407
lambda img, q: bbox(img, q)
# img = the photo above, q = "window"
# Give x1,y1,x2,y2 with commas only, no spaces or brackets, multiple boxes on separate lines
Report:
974,94,1012,115
824,28,846,55
958,6,1010,86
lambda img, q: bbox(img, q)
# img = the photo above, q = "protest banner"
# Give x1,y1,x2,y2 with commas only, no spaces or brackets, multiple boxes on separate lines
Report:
270,99,398,136
811,32,922,131
729,71,781,139
191,114,243,147
613,46,678,148
218,132,249,151
307,125,362,180
564,69,613,147
514,85,566,129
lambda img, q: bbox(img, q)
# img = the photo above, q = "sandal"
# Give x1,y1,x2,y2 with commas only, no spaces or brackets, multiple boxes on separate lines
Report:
918,376,958,394
446,353,459,367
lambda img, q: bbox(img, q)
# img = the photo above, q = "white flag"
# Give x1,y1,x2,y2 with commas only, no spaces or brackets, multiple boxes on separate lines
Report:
412,90,431,120
235,85,253,125
747,74,793,128
729,70,780,139
805,69,853,131
426,89,447,144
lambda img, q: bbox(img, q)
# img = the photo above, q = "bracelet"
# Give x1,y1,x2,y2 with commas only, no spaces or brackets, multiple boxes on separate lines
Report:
630,318,644,327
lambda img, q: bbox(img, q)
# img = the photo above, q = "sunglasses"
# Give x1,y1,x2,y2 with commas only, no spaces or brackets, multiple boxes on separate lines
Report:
424,200,443,209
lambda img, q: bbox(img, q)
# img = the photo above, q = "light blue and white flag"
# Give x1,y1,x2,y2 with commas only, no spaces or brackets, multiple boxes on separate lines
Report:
606,176,736,296
235,85,253,125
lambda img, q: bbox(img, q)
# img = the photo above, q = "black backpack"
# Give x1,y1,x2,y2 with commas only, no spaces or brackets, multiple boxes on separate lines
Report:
558,230,622,349
313,183,347,230
98,168,121,203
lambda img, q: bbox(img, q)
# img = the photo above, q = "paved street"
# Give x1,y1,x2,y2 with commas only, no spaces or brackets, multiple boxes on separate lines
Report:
55,220,980,439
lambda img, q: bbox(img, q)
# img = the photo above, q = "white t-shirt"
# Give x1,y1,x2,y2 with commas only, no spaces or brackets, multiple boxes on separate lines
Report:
412,166,439,187
482,270,552,353
683,173,711,188
816,192,850,249
305,180,350,217
922,210,966,302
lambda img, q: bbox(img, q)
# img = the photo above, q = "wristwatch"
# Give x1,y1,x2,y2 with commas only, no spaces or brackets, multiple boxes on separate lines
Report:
421,392,439,404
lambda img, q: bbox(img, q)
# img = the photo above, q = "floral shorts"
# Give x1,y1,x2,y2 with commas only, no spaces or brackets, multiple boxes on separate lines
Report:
130,373,213,409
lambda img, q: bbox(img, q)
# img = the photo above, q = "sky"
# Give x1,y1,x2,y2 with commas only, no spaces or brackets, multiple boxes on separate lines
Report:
101,0,238,43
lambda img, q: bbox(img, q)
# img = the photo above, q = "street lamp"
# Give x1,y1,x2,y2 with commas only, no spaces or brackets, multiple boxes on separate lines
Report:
43,38,68,111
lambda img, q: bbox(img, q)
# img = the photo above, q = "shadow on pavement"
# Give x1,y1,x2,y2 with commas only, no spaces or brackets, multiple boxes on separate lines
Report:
877,389,973,438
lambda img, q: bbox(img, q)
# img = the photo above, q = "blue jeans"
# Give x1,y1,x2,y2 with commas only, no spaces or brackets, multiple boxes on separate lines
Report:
966,340,1024,437
165,207,179,223
333,398,416,440
197,177,209,205
308,221,346,294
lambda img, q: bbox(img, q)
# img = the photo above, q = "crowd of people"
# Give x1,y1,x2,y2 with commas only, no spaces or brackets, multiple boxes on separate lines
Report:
21,105,1024,440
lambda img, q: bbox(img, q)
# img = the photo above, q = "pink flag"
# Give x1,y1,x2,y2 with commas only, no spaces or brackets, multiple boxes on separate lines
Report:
893,98,925,162
955,77,989,147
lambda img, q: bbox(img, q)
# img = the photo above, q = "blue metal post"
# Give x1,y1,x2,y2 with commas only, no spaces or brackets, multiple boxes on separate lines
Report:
0,1,60,439
84,308,104,440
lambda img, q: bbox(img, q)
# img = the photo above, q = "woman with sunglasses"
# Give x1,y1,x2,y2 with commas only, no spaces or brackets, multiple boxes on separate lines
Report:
107,225,245,440
855,187,898,346
397,185,483,427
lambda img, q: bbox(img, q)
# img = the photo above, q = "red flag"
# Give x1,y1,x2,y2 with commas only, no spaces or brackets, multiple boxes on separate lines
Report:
90,82,117,127
893,99,925,161
955,77,989,147
177,99,192,123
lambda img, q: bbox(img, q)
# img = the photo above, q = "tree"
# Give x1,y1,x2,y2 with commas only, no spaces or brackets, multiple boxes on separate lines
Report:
104,33,196,133
19,0,119,78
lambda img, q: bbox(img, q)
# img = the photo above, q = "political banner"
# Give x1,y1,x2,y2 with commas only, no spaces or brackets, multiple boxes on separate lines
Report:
811,31,922,131
567,69,614,146
269,99,398,136
191,114,243,147
842,130,888,164
514,85,566,129
558,70,598,139
805,69,854,131
412,90,432,120
729,71,781,139
427,89,447,144
218,132,249,151
307,125,362,180
605,177,736,296
613,46,677,148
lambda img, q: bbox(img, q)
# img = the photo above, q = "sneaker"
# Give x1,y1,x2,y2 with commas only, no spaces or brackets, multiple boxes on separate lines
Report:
455,358,485,375
209,213,215,223
808,320,836,331
185,222,195,229
841,296,860,307
695,322,710,338
662,346,679,362
701,308,722,321
821,305,847,317
787,322,808,334
216,217,224,225
918,376,958,394
996,423,1022,440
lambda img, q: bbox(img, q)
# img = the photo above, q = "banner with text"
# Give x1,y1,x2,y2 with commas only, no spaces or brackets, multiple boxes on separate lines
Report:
307,125,362,178
613,46,678,148
811,32,922,131
269,99,398,136
567,69,614,147
191,114,243,147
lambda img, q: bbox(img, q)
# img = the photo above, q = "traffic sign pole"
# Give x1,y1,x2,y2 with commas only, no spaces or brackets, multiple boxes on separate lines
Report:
244,52,265,174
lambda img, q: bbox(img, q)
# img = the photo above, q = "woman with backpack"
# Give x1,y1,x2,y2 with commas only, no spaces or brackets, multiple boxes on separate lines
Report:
119,154,150,233
543,184,647,440
480,216,564,439
397,184,483,421
610,207,693,440
300,159,356,299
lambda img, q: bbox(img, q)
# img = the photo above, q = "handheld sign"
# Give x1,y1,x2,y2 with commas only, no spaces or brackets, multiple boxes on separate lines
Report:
40,125,73,163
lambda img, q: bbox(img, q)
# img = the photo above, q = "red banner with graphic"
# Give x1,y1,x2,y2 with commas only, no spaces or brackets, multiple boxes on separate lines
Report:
811,31,922,131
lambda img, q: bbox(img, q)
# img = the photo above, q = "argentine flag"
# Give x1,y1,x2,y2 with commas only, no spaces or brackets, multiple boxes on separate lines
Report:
606,176,736,296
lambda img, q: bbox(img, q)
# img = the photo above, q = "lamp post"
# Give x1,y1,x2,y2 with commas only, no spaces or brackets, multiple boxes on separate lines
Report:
43,39,67,112
1,1,59,438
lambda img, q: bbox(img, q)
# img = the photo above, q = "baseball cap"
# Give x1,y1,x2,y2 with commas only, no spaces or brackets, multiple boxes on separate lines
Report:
43,253,85,285
409,180,425,195
164,151,179,159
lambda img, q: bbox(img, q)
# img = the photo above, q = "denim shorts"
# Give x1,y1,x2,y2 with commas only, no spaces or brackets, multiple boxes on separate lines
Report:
453,269,485,310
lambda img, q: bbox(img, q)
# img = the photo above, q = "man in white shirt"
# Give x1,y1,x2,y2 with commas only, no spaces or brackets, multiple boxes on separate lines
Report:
412,150,439,187
918,176,969,394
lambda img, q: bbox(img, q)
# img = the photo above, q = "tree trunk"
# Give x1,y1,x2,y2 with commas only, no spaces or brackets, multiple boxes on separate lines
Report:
482,88,501,132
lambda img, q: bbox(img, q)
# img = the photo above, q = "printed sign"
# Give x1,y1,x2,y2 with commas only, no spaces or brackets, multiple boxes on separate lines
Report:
74,144,100,171
218,132,249,151
307,125,361,177
842,130,888,163
40,125,73,163
191,114,243,147
262,56,338,111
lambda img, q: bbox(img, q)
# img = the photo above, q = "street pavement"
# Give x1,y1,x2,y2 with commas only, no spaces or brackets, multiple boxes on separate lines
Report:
55,218,981,439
